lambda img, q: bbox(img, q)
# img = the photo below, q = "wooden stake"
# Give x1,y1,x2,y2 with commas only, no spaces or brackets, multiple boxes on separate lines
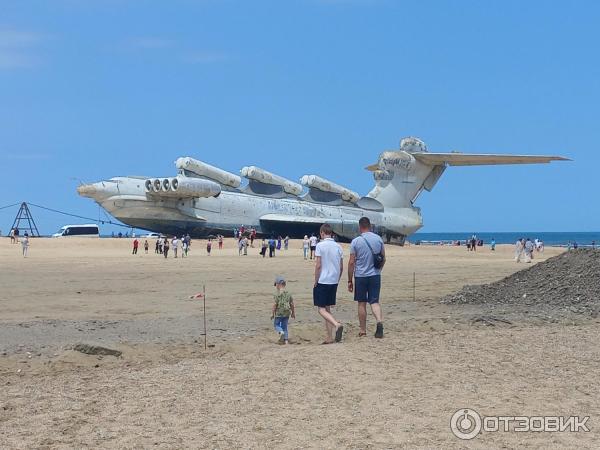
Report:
203,284,207,350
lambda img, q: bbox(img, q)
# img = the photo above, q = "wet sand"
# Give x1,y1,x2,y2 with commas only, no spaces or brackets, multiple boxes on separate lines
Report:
1,238,598,448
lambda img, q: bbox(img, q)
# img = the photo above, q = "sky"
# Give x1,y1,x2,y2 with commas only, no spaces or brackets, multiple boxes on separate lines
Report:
1,0,599,235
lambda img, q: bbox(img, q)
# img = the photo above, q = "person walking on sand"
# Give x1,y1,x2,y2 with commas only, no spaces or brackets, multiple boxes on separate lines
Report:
144,240,149,254
21,233,29,257
284,235,289,251
514,238,524,262
313,223,344,344
172,236,180,258
261,238,268,257
303,235,309,260
207,239,212,255
218,234,223,250
524,238,534,263
163,238,170,258
132,238,139,255
268,237,276,257
309,233,317,259
271,276,296,344
348,217,386,338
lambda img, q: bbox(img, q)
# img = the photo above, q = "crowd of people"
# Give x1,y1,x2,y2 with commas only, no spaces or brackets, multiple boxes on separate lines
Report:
514,237,544,263
142,234,194,258
4,228,29,257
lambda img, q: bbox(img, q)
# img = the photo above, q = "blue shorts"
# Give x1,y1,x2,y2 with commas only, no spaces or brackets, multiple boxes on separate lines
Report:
313,283,338,307
354,275,381,304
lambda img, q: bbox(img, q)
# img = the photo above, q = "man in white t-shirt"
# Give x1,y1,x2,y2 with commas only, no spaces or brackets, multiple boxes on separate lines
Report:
313,224,344,343
309,234,318,259
172,237,180,258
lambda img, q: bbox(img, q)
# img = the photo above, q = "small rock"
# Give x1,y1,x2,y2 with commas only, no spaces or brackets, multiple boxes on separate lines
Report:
73,344,122,357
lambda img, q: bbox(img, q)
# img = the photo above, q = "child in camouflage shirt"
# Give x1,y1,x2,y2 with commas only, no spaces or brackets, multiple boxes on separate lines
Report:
271,276,296,344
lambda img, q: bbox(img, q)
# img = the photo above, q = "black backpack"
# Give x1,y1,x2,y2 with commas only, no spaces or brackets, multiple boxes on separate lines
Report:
361,235,385,269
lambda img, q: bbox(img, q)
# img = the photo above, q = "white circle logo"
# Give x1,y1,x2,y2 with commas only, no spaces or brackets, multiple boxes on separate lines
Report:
450,408,482,440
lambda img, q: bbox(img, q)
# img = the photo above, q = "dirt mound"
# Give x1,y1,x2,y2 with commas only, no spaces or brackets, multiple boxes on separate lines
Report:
442,249,600,316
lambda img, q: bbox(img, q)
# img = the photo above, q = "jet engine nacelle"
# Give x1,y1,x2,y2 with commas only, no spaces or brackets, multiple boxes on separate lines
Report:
300,175,360,203
241,166,303,196
145,177,221,198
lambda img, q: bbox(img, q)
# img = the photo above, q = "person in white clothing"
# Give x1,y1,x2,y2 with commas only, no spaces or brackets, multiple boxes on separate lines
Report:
302,235,309,260
313,224,344,344
21,234,29,257
172,237,180,258
514,238,524,262
309,234,318,259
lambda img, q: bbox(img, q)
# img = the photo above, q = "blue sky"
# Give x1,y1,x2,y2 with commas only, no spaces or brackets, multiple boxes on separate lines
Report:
0,0,598,234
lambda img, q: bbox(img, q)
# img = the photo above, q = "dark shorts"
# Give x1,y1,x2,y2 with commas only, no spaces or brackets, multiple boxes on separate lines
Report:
354,275,381,304
313,283,338,307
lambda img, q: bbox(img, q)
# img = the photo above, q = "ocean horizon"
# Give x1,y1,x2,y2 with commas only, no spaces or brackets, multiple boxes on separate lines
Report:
410,232,600,246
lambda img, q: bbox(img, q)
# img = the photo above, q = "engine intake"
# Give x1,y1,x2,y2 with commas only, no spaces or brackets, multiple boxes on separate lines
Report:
145,177,221,198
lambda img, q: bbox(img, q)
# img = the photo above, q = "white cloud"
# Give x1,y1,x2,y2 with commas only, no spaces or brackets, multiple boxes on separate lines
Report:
3,153,50,160
0,30,42,48
126,36,174,50
313,0,385,4
180,51,228,64
124,35,228,65
0,29,44,69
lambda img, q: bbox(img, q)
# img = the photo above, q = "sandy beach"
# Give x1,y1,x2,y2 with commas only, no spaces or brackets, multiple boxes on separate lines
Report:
1,238,598,449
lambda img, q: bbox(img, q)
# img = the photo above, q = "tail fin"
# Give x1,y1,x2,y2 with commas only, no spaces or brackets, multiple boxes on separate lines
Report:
366,137,568,209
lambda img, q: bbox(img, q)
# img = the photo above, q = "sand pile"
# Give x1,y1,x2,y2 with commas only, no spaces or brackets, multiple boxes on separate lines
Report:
442,249,600,316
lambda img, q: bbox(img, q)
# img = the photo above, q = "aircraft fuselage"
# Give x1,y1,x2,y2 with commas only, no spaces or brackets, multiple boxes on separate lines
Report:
81,176,422,242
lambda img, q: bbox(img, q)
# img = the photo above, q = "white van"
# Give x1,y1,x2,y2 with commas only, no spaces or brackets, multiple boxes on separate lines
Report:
52,224,99,238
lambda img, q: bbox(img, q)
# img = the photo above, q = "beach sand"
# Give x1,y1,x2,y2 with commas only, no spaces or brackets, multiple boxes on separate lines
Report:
1,238,598,448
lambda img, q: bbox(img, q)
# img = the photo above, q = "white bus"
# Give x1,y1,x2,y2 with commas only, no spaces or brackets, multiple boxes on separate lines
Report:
52,224,99,238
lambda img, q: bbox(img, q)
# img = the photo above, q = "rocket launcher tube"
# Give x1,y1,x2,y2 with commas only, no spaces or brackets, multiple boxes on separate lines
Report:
240,166,303,196
300,175,360,203
176,157,242,188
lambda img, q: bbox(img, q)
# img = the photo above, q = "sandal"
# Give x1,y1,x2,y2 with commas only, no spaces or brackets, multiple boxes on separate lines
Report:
321,341,334,345
358,331,367,337
335,325,344,343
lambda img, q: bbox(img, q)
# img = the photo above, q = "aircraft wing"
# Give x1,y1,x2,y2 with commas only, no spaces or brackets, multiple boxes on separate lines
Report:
411,153,570,166
259,214,343,225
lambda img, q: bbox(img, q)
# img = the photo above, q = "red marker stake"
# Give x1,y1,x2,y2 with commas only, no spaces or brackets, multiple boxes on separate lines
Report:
189,286,207,350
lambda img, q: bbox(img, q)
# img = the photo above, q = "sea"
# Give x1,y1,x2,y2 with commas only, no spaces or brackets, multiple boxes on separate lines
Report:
410,232,600,247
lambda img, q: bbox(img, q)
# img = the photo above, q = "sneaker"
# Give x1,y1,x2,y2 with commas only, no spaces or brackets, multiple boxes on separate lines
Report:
278,331,285,343
375,322,384,339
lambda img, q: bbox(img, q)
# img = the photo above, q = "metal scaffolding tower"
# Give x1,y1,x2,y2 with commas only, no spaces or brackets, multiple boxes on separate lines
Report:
10,202,41,237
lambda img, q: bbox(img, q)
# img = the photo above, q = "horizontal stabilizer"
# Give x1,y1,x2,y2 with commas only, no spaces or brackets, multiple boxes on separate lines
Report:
411,153,570,166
